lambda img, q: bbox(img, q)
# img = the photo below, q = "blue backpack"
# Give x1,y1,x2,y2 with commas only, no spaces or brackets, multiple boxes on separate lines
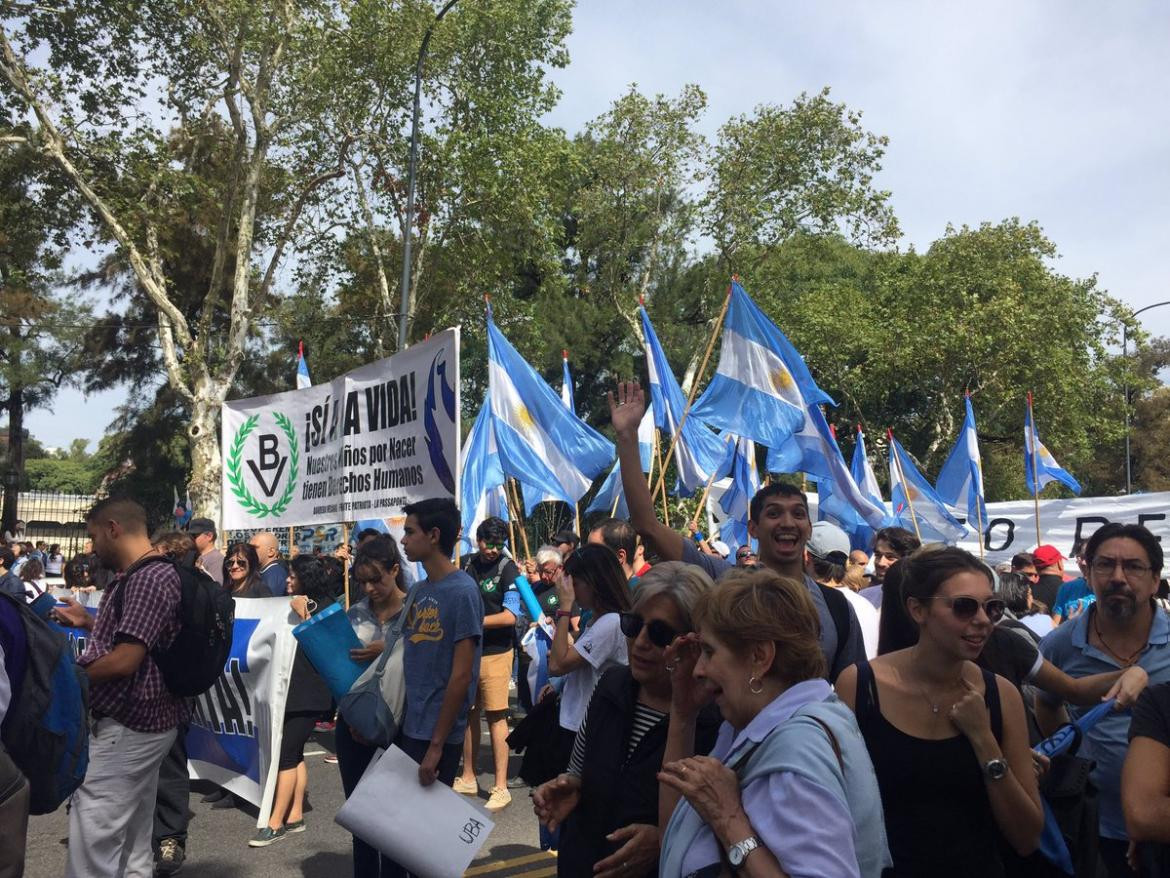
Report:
0,591,90,814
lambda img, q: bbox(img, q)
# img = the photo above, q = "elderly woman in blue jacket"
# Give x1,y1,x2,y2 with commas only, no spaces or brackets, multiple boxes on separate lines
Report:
657,569,891,878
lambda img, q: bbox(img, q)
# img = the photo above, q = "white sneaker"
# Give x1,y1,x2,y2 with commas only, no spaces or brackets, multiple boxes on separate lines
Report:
485,786,512,812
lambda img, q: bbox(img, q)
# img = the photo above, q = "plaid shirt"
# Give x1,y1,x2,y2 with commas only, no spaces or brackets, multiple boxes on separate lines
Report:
80,557,186,732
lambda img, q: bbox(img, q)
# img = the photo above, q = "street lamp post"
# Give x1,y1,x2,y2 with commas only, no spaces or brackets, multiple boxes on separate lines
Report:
1123,299,1170,493
397,0,461,352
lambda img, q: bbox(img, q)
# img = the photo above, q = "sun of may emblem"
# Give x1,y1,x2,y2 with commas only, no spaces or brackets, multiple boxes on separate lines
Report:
226,412,300,518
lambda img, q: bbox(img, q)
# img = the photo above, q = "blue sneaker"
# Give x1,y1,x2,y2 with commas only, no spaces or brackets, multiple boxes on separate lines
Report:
248,826,287,848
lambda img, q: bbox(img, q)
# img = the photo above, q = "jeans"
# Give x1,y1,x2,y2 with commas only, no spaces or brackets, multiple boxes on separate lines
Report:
336,716,396,878
153,723,190,847
67,718,177,878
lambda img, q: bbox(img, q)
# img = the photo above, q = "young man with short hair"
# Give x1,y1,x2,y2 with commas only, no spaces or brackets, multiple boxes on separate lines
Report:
586,518,638,580
455,517,521,811
53,498,185,878
608,381,864,682
857,526,921,609
398,498,483,799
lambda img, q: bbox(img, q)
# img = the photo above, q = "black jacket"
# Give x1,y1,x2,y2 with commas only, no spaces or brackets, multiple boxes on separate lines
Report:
558,667,722,878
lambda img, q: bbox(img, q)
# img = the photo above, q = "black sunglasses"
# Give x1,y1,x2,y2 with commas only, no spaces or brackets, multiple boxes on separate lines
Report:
924,595,1006,624
619,612,681,649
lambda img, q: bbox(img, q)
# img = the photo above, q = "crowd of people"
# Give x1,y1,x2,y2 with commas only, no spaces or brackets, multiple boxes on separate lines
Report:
2,382,1170,877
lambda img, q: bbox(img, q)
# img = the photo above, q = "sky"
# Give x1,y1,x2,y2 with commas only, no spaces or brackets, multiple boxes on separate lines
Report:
21,0,1170,449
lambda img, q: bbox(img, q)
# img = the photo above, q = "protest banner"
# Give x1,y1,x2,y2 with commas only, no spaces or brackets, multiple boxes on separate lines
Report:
221,329,461,531
186,597,298,828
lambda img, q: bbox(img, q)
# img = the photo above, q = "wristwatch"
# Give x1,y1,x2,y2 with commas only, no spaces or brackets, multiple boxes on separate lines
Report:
983,757,1009,781
727,835,760,869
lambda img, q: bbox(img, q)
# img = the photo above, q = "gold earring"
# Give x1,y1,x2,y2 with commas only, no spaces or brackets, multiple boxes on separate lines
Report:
748,675,764,695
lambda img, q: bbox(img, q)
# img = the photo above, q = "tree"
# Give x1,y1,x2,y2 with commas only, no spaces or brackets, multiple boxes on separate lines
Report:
1,0,574,520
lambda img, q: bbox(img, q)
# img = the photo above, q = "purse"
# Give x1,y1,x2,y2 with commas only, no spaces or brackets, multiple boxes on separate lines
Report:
338,587,417,748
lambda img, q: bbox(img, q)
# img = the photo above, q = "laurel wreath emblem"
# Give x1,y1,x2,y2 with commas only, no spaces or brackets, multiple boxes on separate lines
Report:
226,412,300,518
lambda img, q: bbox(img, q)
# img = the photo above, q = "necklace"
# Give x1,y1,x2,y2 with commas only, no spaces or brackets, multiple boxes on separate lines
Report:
1093,612,1145,667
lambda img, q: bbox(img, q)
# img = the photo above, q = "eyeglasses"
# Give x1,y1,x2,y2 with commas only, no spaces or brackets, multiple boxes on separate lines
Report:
619,612,682,649
735,551,755,560
482,542,505,551
923,595,1006,623
1090,557,1153,580
225,559,248,569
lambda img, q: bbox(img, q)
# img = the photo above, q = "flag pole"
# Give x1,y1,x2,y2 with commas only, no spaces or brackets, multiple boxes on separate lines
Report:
888,429,922,543
652,283,733,500
341,522,351,610
1028,391,1042,545
654,430,671,527
507,479,532,559
974,460,986,561
693,467,722,532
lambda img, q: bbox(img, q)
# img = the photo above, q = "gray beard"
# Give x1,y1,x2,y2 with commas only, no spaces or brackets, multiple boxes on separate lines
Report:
1099,593,1138,622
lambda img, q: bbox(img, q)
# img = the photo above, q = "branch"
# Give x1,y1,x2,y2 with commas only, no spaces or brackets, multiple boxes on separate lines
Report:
351,158,398,354
0,26,196,366
156,311,194,404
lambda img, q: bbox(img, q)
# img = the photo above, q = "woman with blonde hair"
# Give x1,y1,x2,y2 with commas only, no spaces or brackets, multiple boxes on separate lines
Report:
658,569,890,877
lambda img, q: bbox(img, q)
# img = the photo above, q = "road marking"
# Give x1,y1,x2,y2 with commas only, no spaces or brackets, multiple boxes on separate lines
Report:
465,851,555,876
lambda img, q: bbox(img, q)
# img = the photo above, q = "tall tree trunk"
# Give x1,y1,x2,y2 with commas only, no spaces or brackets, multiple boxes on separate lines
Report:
186,393,222,527
1,385,24,536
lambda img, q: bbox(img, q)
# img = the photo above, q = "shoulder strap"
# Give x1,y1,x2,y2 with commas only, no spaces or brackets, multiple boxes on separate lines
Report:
373,586,418,680
807,714,845,774
854,659,879,722
981,667,1003,742
817,583,850,677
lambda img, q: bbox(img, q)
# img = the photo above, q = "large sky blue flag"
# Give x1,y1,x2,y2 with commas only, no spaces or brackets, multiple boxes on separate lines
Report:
458,397,510,555
888,433,967,543
691,280,834,451
586,407,655,519
1025,392,1081,496
850,427,885,510
640,305,732,495
718,434,759,554
487,308,614,512
935,394,988,529
561,350,575,413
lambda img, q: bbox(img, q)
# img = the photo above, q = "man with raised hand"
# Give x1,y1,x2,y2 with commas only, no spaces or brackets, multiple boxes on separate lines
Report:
608,381,863,681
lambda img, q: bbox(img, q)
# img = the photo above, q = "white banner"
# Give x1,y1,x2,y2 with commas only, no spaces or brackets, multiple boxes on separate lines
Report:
186,597,298,828
956,491,1170,566
222,329,461,529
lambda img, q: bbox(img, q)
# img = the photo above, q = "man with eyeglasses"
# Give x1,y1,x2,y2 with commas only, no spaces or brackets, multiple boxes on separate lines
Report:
734,545,757,568
1037,523,1168,878
455,516,522,811
189,517,223,586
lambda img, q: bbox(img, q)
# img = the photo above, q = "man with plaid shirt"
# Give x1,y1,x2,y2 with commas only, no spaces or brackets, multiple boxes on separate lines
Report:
54,498,185,878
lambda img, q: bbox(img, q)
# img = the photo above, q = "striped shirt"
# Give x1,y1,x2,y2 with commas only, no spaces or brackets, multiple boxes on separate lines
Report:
566,701,667,777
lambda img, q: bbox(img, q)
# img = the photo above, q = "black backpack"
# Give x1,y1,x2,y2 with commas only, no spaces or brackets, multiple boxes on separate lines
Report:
114,556,235,697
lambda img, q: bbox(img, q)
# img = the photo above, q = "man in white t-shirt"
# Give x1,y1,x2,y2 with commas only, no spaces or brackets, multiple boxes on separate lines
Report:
806,522,880,660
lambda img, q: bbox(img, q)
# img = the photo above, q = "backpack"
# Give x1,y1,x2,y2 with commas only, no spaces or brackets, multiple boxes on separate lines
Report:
0,591,90,814
817,583,851,679
113,556,235,697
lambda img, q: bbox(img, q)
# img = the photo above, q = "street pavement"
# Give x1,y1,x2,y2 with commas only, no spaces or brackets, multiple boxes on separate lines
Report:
26,723,552,877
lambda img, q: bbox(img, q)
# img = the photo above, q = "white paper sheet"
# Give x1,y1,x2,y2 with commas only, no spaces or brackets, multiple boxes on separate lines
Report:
335,745,495,878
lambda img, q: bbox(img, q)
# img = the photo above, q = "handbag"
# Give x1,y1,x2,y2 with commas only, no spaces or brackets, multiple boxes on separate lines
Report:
338,587,417,748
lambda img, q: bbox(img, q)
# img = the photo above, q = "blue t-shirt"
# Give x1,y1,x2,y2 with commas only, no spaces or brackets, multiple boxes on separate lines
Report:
1039,605,1170,839
402,570,484,746
260,561,289,597
1052,577,1093,621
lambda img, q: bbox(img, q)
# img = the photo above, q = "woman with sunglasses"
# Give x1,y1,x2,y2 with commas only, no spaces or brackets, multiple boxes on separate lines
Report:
534,562,721,878
250,555,339,847
222,542,269,597
836,547,1043,877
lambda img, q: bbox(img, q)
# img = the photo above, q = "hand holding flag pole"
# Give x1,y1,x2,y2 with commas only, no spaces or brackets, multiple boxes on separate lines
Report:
888,429,923,542
650,283,733,502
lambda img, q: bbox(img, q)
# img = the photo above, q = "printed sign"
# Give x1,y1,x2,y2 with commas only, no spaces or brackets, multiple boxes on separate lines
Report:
222,330,460,529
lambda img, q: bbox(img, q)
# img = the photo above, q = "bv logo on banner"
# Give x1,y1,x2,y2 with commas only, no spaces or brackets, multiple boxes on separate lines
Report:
221,329,461,530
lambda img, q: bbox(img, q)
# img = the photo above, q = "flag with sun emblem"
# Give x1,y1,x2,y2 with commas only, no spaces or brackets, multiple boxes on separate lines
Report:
888,433,967,543
691,280,832,450
1025,391,1081,496
487,308,613,510
640,305,733,495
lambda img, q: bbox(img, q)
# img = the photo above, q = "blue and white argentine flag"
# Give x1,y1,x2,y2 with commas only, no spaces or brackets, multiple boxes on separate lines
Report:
851,427,885,510
692,281,833,450
718,434,759,554
640,305,732,495
487,309,613,510
561,350,575,412
586,407,655,519
1025,392,1081,496
459,397,510,555
888,433,967,544
296,340,312,390
935,394,988,527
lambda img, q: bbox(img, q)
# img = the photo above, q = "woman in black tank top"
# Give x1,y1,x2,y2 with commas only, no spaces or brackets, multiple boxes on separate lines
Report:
836,547,1043,878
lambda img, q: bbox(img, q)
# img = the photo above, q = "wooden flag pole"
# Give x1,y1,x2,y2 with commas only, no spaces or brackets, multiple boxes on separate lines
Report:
651,284,733,501
341,522,351,610
507,479,532,559
974,475,986,561
888,430,922,543
693,467,722,532
654,430,671,527
1027,392,1042,545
